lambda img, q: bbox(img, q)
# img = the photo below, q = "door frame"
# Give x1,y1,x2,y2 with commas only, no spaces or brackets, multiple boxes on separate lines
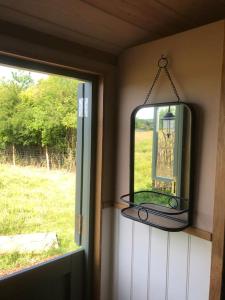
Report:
0,53,102,299
209,30,225,300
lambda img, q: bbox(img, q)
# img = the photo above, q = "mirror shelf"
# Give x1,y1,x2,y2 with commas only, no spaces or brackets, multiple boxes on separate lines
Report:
120,101,193,232
120,191,189,231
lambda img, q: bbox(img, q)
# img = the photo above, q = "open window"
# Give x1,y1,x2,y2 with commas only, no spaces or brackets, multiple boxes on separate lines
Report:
0,63,95,283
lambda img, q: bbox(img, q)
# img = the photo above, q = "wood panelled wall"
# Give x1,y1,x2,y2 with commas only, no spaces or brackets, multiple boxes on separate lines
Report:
103,208,211,300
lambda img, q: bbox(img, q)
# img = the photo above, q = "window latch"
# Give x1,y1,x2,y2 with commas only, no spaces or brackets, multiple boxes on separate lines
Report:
78,98,88,118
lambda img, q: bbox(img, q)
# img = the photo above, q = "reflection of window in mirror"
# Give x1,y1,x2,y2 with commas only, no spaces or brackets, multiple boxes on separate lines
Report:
134,105,185,203
152,105,183,197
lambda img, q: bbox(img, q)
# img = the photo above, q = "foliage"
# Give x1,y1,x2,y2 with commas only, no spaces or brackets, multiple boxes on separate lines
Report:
0,71,78,158
135,119,154,131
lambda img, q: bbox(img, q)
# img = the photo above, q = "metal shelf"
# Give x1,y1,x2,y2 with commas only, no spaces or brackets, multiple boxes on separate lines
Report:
120,191,190,232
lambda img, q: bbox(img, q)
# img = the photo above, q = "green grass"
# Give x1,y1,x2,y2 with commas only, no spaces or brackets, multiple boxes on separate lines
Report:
0,164,78,276
134,130,172,206
134,130,153,192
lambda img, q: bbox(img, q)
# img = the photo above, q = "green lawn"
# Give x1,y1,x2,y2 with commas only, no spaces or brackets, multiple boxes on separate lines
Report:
134,130,153,192
0,164,78,276
134,130,173,206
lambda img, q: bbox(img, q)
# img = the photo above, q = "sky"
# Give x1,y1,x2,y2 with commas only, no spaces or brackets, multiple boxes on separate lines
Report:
136,107,154,119
0,64,48,82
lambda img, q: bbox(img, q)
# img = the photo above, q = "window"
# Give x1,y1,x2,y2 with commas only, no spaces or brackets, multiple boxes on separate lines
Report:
151,105,183,195
134,104,184,199
0,64,92,277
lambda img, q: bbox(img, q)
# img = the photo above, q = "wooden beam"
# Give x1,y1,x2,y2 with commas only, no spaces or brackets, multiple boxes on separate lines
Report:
209,27,225,300
0,19,117,66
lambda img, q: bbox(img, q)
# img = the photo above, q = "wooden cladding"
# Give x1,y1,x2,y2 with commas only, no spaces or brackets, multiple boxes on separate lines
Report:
84,0,225,39
0,20,117,66
1,1,225,55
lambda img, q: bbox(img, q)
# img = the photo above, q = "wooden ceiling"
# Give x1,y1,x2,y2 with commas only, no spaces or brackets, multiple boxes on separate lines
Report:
0,0,225,57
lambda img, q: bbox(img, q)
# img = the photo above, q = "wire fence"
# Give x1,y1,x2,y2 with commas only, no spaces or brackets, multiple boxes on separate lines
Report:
0,146,76,171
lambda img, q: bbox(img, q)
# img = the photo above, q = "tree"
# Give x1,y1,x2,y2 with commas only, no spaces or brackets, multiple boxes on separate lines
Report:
0,71,34,164
18,75,78,169
0,71,78,169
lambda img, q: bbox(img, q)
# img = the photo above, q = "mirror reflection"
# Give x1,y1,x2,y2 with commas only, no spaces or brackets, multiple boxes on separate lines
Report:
133,103,192,209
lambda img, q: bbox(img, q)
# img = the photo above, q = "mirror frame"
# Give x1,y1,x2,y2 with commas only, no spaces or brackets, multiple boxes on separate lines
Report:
129,101,193,216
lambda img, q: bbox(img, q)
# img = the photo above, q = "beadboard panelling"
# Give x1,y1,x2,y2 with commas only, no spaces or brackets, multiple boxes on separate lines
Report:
188,236,212,300
167,232,189,300
110,208,212,300
100,207,114,300
149,228,168,300
117,213,133,300
112,208,120,300
131,222,150,300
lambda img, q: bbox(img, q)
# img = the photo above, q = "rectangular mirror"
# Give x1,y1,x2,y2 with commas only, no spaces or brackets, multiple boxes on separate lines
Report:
130,102,192,211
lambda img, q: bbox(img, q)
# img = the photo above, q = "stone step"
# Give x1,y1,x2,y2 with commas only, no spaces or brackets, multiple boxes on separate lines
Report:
0,232,59,253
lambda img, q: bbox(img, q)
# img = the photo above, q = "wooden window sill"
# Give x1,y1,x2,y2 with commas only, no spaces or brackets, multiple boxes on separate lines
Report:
113,202,212,241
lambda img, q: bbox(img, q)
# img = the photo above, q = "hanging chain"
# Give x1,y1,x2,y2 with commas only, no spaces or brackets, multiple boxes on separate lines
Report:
143,55,181,105
143,67,162,105
164,65,181,103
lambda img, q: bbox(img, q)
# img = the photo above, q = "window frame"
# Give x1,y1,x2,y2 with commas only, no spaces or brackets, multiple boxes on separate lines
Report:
0,53,100,300
151,105,183,185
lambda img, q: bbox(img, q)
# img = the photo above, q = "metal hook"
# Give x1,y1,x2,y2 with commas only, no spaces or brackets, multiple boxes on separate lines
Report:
144,55,181,104
158,55,168,68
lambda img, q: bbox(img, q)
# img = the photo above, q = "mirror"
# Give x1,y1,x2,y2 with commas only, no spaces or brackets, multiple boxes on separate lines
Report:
131,102,192,211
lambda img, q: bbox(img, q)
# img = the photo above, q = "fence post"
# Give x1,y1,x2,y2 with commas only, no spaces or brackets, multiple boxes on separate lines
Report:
45,145,50,170
12,144,16,166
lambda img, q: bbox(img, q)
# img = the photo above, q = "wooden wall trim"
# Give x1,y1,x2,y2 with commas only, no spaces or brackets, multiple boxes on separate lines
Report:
113,202,212,241
184,227,212,242
209,26,225,300
93,77,104,300
114,202,128,210
0,20,117,66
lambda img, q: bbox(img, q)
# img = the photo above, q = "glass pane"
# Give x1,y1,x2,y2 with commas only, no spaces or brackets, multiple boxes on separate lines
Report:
134,107,154,192
133,103,191,209
0,64,81,277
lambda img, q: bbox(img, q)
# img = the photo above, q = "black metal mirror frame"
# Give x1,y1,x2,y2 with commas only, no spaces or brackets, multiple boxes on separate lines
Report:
121,101,194,231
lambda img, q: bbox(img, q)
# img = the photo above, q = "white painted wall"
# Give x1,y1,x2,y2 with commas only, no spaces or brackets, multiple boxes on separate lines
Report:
101,208,211,300
116,21,224,232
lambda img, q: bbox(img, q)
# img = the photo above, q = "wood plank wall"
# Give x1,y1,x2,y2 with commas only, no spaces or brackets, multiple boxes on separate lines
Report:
101,208,212,300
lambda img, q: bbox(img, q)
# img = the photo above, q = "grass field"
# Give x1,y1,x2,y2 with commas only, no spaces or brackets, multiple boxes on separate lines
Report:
134,130,153,192
0,164,77,276
134,130,173,206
